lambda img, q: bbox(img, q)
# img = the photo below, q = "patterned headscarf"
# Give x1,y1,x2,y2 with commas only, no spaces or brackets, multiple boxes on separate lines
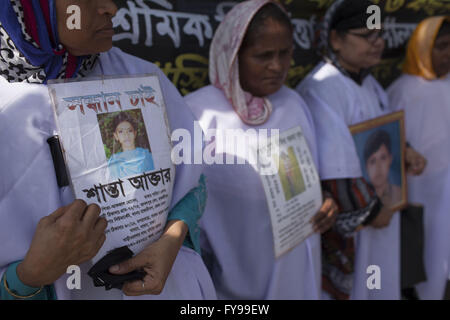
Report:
403,16,450,80
209,0,288,126
316,0,374,81
0,0,98,84
316,0,349,73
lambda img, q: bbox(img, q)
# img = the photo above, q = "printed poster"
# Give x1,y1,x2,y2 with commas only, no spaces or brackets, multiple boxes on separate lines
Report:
48,75,175,262
257,126,322,259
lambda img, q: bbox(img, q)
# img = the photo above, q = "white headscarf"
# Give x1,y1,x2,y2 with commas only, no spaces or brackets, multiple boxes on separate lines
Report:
209,0,288,126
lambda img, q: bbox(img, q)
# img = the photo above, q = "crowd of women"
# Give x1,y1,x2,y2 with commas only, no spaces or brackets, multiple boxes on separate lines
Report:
0,0,449,300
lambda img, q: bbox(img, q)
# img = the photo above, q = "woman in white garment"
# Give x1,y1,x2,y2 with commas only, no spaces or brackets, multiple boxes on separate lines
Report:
185,0,338,300
388,16,450,300
296,0,426,300
0,0,215,300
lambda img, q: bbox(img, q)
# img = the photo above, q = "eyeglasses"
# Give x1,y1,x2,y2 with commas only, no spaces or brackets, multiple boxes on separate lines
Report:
347,29,385,44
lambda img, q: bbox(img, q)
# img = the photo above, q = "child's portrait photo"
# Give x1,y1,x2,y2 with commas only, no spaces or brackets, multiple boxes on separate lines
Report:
350,112,407,212
98,109,154,180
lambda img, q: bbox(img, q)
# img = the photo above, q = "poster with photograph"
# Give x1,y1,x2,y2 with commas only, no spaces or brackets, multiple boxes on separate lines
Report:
48,75,174,263
350,111,407,213
256,126,322,259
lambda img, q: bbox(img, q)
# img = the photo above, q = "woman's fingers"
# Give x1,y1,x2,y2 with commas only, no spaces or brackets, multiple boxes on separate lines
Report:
66,199,88,221
44,203,71,223
109,250,148,275
406,147,427,176
122,273,164,296
312,198,338,233
413,156,427,174
93,216,108,233
81,203,102,229
315,213,336,233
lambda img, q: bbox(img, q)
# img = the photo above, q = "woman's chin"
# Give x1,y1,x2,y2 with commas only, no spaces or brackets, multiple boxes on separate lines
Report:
93,42,114,54
253,84,284,97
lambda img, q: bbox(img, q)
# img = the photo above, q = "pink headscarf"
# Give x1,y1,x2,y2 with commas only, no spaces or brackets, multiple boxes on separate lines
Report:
209,0,286,126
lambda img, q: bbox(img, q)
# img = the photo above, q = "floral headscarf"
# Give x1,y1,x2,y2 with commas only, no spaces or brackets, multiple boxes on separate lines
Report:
0,0,98,84
209,0,288,126
403,16,450,80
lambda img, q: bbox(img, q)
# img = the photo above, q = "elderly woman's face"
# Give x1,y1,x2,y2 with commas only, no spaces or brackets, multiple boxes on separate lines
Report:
239,18,293,97
432,33,450,78
56,0,118,56
330,28,385,73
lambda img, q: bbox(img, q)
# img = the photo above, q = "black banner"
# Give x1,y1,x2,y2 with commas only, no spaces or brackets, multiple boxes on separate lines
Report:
112,0,450,93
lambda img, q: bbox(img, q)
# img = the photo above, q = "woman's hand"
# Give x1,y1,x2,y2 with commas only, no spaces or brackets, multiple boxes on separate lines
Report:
405,145,427,176
369,206,395,229
17,200,107,287
108,220,188,296
311,195,338,234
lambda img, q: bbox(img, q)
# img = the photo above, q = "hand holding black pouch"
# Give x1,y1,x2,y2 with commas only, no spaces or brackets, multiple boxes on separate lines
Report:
87,246,146,291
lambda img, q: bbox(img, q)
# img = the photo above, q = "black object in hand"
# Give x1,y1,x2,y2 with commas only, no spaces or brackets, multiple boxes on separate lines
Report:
88,246,146,291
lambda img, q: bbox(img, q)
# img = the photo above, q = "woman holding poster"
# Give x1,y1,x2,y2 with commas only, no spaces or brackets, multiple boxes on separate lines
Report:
185,0,337,300
388,16,450,300
296,0,426,300
0,0,215,300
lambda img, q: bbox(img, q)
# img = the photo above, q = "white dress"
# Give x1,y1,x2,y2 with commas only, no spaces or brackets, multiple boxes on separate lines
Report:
185,85,322,300
388,73,450,300
296,61,401,300
0,47,216,300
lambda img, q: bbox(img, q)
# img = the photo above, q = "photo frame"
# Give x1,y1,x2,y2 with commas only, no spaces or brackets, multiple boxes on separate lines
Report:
349,111,407,213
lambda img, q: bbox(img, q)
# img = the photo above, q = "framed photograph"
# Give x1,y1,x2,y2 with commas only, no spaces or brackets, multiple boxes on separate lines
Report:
349,111,407,213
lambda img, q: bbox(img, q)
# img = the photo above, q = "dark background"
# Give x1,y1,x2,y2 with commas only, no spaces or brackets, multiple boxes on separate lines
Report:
112,0,450,94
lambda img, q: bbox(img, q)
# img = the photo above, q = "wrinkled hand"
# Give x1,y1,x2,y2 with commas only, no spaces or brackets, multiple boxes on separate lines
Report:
311,196,338,234
406,146,427,176
108,220,187,296
17,200,107,287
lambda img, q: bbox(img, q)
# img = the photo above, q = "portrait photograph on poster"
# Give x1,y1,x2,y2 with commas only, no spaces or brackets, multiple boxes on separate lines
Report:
98,109,155,180
278,147,306,201
350,111,407,213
